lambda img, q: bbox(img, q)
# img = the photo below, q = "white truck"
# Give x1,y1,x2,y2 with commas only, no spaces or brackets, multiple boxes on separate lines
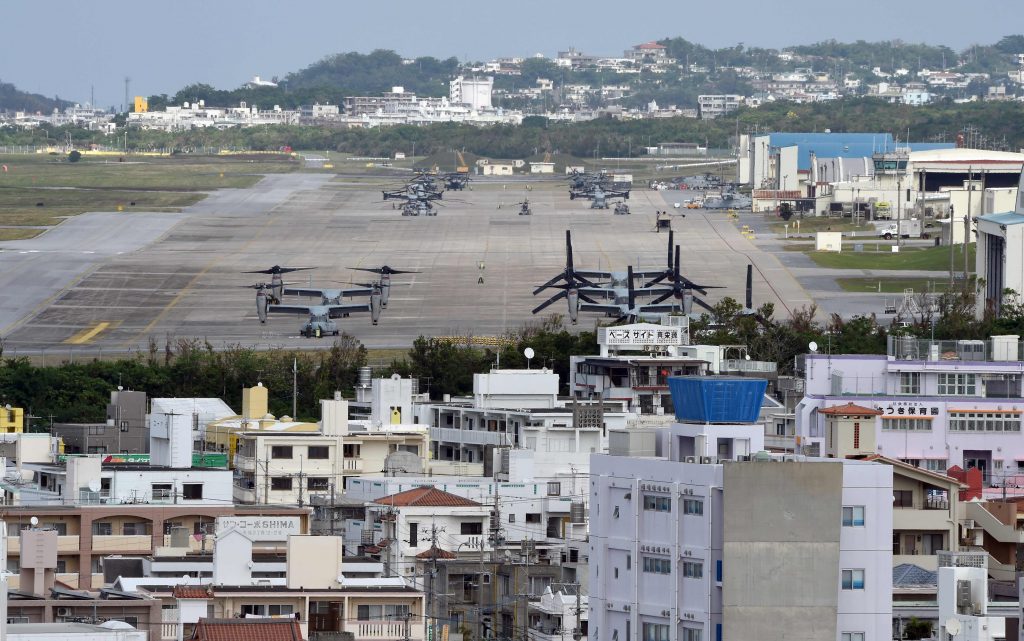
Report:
874,218,924,239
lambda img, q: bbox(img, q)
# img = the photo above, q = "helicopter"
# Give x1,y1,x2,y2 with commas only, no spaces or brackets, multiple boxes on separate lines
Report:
516,198,532,216
570,184,631,209
383,183,442,202
442,173,470,191
264,299,382,337
348,265,420,307
242,265,312,303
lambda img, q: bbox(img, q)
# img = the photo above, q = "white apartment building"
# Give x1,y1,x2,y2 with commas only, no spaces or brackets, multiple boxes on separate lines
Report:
415,368,635,466
796,335,1024,489
697,95,743,120
450,76,494,110
590,377,893,641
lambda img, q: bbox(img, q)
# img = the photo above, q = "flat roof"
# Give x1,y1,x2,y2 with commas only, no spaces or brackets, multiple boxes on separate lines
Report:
979,211,1024,226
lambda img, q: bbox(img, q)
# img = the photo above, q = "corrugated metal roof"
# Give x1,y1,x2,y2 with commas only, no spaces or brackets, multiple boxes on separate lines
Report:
151,398,235,420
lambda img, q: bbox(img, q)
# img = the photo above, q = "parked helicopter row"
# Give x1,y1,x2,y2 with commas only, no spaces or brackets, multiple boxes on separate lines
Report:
244,265,418,337
532,229,763,325
567,169,632,213
381,171,470,216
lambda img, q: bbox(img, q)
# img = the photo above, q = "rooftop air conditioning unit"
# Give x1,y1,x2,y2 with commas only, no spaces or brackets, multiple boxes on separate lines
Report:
56,608,72,618
684,456,697,463
956,340,985,361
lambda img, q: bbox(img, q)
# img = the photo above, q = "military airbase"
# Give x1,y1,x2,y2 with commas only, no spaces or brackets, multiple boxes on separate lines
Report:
0,155,836,357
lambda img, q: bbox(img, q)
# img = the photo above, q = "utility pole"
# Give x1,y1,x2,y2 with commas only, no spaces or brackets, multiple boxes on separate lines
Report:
949,204,956,287
297,456,305,507
964,168,974,280
478,536,486,641
428,524,441,641
573,582,583,641
403,611,411,641
292,358,298,419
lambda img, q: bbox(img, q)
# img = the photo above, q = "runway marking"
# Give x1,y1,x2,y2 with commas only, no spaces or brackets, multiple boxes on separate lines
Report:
64,321,114,345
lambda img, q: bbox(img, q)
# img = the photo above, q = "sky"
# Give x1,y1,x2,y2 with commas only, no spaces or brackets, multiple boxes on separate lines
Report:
0,0,1016,109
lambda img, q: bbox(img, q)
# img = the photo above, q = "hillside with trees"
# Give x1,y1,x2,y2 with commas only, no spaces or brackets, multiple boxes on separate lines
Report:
0,81,70,113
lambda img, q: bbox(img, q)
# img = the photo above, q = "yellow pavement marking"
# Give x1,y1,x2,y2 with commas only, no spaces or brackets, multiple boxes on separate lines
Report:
64,321,112,345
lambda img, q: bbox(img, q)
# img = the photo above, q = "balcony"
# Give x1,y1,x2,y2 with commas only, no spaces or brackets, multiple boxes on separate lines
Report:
352,621,424,641
430,427,505,446
233,484,258,504
235,454,257,472
6,535,80,555
91,534,152,553
343,458,363,473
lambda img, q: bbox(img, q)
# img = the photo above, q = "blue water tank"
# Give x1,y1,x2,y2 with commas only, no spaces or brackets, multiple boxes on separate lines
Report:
668,376,767,423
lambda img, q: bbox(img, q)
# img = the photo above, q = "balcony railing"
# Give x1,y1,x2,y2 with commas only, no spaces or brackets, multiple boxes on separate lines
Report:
353,621,425,640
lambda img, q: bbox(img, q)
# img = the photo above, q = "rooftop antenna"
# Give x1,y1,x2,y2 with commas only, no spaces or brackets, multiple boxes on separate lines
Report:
124,76,131,114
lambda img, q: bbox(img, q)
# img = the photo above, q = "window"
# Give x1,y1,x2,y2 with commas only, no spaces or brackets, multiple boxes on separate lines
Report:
307,477,329,492
893,490,913,508
882,418,932,431
508,514,515,523
307,446,330,459
242,604,294,617
182,483,203,500
682,499,703,515
547,481,562,496
682,561,703,578
642,556,671,574
343,444,361,458
357,604,409,621
151,483,172,500
949,411,1021,432
937,373,977,396
56,559,67,573
525,513,542,524
642,495,671,512
48,522,67,536
120,420,130,432
922,459,948,472
841,569,865,590
842,506,865,527
642,623,669,641
841,634,865,641
271,477,293,491
92,522,112,536
122,522,150,536
899,372,921,395
460,522,483,535
409,522,418,547
682,629,702,641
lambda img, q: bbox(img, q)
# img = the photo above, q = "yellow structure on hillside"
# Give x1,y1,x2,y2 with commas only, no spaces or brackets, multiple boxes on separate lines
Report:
0,405,24,433
133,96,148,113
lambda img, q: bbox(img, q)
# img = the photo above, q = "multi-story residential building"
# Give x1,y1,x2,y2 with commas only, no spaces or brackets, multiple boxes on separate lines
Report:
415,368,634,467
231,394,429,503
135,532,425,641
697,95,744,119
344,87,418,116
1,523,159,638
528,587,588,641
569,322,777,417
796,335,1024,486
450,76,494,110
1,404,24,433
52,389,148,454
590,376,894,641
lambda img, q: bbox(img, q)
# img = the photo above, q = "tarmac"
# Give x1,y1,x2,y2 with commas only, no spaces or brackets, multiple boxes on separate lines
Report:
0,172,824,355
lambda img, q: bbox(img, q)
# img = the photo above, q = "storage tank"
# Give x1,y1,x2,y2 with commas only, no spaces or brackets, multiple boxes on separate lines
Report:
570,501,586,524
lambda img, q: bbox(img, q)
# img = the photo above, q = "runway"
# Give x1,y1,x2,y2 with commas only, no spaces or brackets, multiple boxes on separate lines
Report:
0,172,815,354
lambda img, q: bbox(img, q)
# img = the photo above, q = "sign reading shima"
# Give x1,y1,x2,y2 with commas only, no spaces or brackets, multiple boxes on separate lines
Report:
216,516,301,541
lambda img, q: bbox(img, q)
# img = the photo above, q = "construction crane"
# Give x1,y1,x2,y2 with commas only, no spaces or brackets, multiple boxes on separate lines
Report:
456,150,469,174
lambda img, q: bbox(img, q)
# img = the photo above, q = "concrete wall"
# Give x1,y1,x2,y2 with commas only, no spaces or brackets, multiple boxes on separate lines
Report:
722,461,841,641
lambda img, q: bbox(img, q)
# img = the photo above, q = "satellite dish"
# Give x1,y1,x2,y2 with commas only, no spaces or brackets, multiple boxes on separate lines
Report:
524,347,535,360
808,341,818,353
945,617,961,636
29,516,38,527
88,479,102,493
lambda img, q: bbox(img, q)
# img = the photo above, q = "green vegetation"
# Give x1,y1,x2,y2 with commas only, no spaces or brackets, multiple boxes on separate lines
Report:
0,81,69,112
835,277,961,293
806,244,974,271
0,228,42,241
0,154,297,233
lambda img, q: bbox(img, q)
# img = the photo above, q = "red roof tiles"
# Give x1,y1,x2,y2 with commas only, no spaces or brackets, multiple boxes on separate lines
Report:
173,585,212,599
818,402,882,417
374,486,481,507
191,618,303,641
